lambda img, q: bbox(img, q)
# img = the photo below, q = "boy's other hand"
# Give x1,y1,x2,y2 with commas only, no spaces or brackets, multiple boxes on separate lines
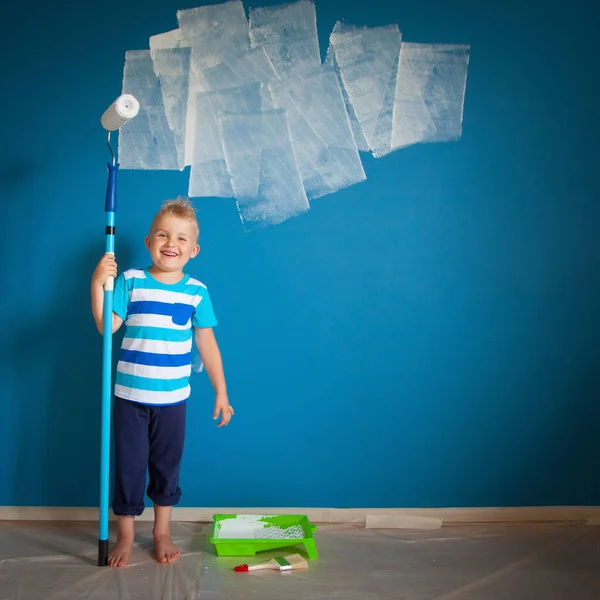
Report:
92,253,117,287
213,393,234,427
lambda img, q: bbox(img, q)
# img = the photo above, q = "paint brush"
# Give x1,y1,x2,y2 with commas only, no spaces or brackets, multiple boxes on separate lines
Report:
233,553,309,572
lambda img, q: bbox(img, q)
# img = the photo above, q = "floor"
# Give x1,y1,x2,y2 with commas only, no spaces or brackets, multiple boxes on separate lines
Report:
1,520,600,599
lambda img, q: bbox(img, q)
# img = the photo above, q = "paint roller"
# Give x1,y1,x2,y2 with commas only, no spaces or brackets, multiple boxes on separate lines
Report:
98,93,139,567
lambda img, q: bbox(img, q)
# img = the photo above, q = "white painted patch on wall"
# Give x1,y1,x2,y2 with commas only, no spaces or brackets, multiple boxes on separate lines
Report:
150,47,191,170
188,82,265,198
219,109,310,231
202,46,279,92
324,46,370,153
392,43,470,150
201,46,278,110
269,65,365,199
119,50,179,170
117,0,470,231
177,0,250,74
248,0,321,79
328,22,402,158
177,0,251,166
149,29,188,52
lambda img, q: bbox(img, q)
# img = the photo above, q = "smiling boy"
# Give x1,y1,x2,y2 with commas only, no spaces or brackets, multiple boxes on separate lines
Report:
91,197,233,567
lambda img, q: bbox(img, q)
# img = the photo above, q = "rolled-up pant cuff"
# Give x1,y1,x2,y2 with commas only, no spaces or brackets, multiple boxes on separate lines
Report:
112,501,145,517
147,487,182,507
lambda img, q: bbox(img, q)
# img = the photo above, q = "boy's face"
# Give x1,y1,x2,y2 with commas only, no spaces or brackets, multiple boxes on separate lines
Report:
145,214,199,273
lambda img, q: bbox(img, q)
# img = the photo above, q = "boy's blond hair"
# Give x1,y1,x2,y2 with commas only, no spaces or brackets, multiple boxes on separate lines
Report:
151,196,199,238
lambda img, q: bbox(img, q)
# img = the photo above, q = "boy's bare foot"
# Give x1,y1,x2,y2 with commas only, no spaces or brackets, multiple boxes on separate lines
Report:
153,504,180,563
154,534,180,563
108,515,135,568
108,536,134,567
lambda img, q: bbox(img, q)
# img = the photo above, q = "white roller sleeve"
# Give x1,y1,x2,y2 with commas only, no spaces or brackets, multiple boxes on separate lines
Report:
101,94,140,131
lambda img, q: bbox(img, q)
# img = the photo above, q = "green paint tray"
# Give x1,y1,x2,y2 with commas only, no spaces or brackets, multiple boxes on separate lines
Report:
209,514,319,559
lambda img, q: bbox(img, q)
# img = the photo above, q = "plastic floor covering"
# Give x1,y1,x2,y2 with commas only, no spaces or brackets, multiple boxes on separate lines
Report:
1,520,600,599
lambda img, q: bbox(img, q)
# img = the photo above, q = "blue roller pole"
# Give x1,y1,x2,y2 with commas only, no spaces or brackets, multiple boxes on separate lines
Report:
99,161,118,566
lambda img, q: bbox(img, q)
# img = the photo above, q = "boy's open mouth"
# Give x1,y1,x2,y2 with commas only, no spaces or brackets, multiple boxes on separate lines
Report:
161,250,178,258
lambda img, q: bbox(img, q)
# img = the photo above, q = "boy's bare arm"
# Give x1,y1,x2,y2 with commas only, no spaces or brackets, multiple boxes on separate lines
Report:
195,327,227,394
195,327,232,426
91,253,124,334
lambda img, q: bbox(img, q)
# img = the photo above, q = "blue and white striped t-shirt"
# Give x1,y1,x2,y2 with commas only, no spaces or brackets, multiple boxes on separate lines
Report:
111,267,218,405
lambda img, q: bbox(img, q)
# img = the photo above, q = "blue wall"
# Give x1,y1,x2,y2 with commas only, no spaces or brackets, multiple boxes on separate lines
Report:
2,0,599,509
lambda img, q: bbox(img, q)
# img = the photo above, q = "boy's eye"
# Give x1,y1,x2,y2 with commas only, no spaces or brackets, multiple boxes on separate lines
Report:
179,237,187,242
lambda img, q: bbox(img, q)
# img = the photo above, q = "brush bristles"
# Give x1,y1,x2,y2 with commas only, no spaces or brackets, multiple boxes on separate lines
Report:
280,554,309,569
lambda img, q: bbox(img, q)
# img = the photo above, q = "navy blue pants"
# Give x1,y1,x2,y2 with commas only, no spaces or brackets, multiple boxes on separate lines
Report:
112,397,186,516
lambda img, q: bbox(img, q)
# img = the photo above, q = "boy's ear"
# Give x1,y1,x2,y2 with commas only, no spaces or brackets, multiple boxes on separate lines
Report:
144,235,150,249
191,244,200,259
